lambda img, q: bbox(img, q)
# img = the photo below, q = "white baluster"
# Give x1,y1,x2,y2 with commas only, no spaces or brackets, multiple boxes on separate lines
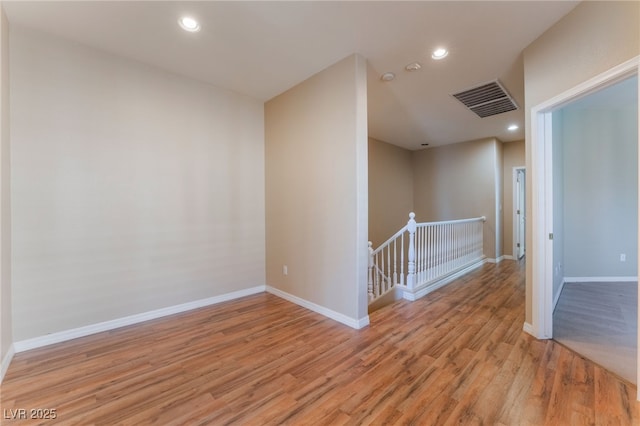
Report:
416,226,421,285
400,233,405,285
393,239,398,286
386,245,392,290
368,241,373,299
407,212,417,290
427,224,432,281
375,252,380,297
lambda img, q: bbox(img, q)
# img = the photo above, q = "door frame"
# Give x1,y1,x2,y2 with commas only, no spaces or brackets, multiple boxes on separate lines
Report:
530,56,639,342
513,167,526,259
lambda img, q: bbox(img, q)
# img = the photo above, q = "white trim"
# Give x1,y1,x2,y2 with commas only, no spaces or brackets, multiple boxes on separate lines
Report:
534,57,640,113
0,343,15,384
564,276,638,283
530,56,640,341
513,166,526,260
266,286,369,329
553,278,565,312
485,256,508,264
523,322,534,336
502,255,515,261
402,259,485,301
14,286,266,352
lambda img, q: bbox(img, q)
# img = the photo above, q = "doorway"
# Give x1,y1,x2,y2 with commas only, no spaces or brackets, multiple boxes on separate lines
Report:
525,57,640,397
551,75,638,384
513,167,526,259
530,57,639,341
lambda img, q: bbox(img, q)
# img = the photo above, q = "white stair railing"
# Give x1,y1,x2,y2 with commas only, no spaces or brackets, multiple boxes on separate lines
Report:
368,213,486,303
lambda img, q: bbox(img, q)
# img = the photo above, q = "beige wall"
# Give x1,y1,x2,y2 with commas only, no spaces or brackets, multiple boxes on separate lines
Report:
368,137,413,247
0,5,11,371
523,1,640,324
265,54,369,324
10,27,266,341
502,140,525,257
412,138,501,259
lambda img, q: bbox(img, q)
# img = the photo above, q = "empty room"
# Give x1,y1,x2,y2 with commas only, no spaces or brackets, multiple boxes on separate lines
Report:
1,1,639,424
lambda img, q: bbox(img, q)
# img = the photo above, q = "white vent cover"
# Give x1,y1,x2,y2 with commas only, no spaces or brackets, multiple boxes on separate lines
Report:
452,80,518,118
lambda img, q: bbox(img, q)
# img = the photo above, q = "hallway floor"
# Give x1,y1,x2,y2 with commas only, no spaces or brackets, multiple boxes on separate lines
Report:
3,262,640,424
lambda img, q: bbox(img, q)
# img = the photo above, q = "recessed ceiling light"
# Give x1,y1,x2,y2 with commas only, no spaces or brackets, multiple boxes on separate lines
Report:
431,48,449,60
381,72,395,82
179,16,200,32
405,62,422,72
508,124,519,131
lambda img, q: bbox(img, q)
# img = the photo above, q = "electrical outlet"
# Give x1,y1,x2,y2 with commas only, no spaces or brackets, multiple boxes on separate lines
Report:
620,254,626,262
283,265,288,275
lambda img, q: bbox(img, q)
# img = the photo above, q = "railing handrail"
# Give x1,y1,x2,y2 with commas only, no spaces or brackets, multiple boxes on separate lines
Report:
371,225,407,256
372,217,485,256
416,216,486,228
368,212,486,303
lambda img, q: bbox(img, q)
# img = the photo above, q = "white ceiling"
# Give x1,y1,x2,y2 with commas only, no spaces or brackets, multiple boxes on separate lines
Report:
3,1,580,150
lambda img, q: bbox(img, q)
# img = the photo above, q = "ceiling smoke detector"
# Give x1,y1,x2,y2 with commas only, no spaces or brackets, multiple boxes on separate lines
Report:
451,80,518,118
381,72,396,82
405,62,422,72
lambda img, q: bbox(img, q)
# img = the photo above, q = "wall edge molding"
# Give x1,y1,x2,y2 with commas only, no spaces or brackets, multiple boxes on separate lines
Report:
0,343,15,384
563,276,638,283
403,259,485,301
523,322,535,336
553,278,566,312
266,286,369,329
486,256,515,264
13,285,266,353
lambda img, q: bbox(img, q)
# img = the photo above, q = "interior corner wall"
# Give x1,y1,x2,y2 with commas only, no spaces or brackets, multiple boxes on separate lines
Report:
368,137,413,247
265,54,369,324
502,140,525,257
0,5,12,368
412,138,500,259
523,0,640,324
10,27,266,341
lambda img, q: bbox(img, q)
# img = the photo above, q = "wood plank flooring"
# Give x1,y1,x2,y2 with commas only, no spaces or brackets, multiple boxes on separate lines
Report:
2,260,640,425
554,281,637,384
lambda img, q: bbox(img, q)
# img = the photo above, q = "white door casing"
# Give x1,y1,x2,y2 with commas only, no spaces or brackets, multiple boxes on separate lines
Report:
514,167,526,259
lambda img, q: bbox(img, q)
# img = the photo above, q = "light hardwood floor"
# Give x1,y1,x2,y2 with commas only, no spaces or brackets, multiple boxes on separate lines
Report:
2,260,640,424
554,281,638,384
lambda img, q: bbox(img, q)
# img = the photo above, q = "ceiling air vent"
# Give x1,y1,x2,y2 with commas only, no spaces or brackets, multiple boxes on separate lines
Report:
452,80,518,118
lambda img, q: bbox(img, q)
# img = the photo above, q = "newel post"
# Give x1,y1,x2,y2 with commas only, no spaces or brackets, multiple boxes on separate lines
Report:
406,212,417,290
367,242,374,299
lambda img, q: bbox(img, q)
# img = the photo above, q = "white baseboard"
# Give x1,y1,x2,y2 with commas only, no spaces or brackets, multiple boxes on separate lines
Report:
564,276,638,283
485,255,513,264
266,286,369,329
553,279,566,312
403,259,485,301
14,285,266,353
0,343,15,384
523,322,534,336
